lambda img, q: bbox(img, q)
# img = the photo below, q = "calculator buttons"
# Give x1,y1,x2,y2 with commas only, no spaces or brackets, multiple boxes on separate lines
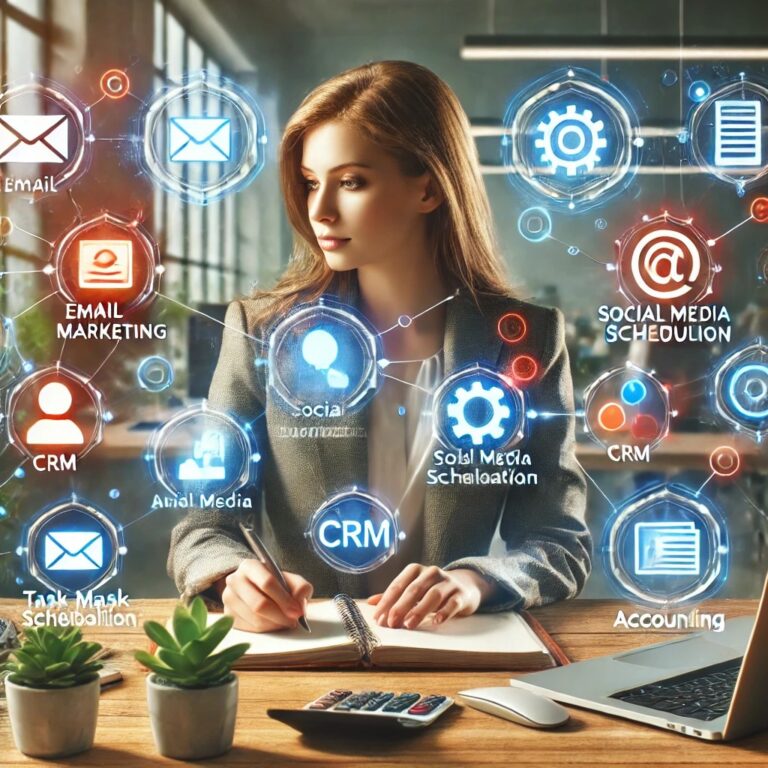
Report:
408,695,447,715
361,692,395,710
382,692,421,712
308,690,352,709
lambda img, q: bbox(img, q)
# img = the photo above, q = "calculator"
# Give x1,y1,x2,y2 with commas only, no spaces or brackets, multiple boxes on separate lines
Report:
267,689,455,735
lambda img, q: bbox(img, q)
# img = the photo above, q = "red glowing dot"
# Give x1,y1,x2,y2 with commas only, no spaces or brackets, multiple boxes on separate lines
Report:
100,69,130,100
597,402,626,432
751,196,768,224
498,312,527,344
511,355,537,382
631,413,660,441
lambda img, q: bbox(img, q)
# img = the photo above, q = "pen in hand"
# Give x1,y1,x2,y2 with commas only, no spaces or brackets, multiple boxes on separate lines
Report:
238,522,311,633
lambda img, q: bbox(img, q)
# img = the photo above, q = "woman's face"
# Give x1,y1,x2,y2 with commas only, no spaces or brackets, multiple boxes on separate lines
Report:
301,120,435,272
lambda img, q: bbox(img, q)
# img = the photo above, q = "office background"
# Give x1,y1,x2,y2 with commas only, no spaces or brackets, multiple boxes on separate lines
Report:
0,0,767,598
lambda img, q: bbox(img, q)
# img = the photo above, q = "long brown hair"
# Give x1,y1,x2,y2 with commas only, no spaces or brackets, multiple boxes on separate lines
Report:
252,60,511,327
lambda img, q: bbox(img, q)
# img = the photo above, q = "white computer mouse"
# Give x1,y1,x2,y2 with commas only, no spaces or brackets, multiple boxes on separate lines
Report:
458,686,570,729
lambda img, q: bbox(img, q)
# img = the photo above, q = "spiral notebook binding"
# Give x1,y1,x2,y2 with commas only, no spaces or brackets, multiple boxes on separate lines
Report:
333,593,380,665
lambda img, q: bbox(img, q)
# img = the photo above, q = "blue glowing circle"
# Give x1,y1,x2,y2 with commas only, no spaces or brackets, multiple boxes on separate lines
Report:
137,355,174,393
661,70,679,87
688,80,711,103
14,467,25,479
305,491,402,574
302,329,339,370
594,217,608,231
517,207,552,243
108,489,120,499
728,363,768,420
621,378,647,406
24,500,122,595
0,506,6,518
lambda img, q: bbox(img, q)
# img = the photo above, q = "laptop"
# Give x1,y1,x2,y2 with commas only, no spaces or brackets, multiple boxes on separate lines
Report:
510,571,768,741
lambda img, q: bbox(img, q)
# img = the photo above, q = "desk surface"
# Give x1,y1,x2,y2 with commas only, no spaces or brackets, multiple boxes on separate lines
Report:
1,598,766,767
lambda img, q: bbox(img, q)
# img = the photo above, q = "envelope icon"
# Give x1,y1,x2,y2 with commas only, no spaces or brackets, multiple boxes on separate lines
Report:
169,117,231,162
44,531,103,571
0,115,69,164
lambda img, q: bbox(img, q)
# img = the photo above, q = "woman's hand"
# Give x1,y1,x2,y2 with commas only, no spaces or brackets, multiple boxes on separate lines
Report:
367,563,497,629
219,559,313,632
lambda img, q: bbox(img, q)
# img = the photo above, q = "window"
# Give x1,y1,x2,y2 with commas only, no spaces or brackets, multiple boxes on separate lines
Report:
152,0,243,306
0,0,48,317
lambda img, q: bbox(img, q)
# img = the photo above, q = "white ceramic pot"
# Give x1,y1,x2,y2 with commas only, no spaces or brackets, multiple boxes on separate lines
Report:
5,676,99,758
146,673,238,759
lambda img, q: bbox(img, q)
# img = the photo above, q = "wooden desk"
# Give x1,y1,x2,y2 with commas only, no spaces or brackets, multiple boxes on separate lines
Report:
1,598,766,767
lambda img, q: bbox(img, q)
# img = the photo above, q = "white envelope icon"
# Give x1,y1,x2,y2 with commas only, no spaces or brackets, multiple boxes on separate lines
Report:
0,115,69,164
168,117,231,162
44,531,103,571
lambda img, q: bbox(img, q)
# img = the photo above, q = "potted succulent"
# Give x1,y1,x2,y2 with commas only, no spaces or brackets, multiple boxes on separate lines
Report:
2,626,103,758
135,597,250,760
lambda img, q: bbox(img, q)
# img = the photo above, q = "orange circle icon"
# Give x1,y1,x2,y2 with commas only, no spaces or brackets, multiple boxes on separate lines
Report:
498,312,527,344
751,197,768,224
511,355,537,382
100,69,130,100
709,445,740,477
598,402,626,432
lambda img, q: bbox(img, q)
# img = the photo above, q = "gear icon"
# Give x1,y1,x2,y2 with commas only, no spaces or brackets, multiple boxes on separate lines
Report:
534,104,607,176
445,380,511,446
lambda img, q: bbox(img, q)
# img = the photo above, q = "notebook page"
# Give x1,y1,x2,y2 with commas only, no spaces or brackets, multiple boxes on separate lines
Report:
208,599,352,656
355,600,547,655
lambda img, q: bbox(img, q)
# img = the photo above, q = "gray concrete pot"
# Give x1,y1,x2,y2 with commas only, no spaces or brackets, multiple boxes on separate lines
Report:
5,676,99,758
146,673,238,759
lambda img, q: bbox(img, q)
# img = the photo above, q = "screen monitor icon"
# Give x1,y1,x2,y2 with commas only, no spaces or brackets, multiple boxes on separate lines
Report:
78,240,133,289
634,521,701,576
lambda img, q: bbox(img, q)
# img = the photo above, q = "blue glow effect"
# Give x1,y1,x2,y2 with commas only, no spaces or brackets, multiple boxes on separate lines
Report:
535,104,608,176
301,329,349,389
602,484,727,608
137,355,174,393
727,362,768,420
306,491,401,574
688,80,711,103
398,406,406,416
108,489,120,500
14,467,25,479
621,378,647,406
517,207,552,243
0,506,6,518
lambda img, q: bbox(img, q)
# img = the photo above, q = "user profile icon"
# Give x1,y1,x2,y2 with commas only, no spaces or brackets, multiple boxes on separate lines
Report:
268,299,379,417
7,366,104,460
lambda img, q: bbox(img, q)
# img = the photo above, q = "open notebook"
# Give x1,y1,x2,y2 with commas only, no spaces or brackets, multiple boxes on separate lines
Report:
209,594,565,671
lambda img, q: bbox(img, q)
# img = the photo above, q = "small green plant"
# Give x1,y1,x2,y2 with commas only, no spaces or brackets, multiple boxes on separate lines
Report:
135,597,249,689
2,626,102,689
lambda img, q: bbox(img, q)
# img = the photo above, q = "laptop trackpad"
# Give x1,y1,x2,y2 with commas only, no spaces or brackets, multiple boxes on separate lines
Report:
615,637,738,669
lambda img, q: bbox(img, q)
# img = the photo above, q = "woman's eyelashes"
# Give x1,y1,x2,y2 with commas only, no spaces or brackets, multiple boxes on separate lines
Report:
302,175,367,193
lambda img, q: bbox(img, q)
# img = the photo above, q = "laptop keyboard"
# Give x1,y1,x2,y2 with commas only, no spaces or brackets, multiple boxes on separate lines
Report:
610,658,743,721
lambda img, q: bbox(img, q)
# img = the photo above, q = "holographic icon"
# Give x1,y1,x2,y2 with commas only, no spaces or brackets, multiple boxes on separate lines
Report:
634,522,701,576
100,69,130,100
269,299,379,416
615,213,716,306
0,115,69,163
44,531,103,571
434,365,525,451
709,445,740,477
78,240,133,289
497,312,527,344
751,196,768,223
503,68,640,210
168,117,232,163
301,329,349,389
602,484,727,608
7,366,103,460
136,356,174,393
584,364,670,453
715,100,761,167
149,404,256,496
25,500,122,594
26,382,85,446
178,429,227,481
713,341,768,442
534,104,608,176
305,490,404,574
689,79,768,187
517,207,552,243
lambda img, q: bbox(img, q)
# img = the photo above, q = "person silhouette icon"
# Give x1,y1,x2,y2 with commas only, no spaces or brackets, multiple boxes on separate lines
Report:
26,381,85,446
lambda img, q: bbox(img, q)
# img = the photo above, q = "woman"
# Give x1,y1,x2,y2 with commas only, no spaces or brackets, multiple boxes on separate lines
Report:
168,61,591,632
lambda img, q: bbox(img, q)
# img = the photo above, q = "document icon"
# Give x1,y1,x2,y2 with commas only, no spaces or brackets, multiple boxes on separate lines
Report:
634,521,700,576
44,531,103,571
168,117,231,162
0,115,69,163
78,240,133,289
715,100,762,167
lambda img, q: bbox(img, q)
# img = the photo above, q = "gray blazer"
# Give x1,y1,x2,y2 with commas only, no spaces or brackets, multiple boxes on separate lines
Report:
167,289,592,611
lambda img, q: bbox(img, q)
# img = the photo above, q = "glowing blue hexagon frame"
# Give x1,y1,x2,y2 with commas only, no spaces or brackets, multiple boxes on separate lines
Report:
503,68,640,211
141,71,267,205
